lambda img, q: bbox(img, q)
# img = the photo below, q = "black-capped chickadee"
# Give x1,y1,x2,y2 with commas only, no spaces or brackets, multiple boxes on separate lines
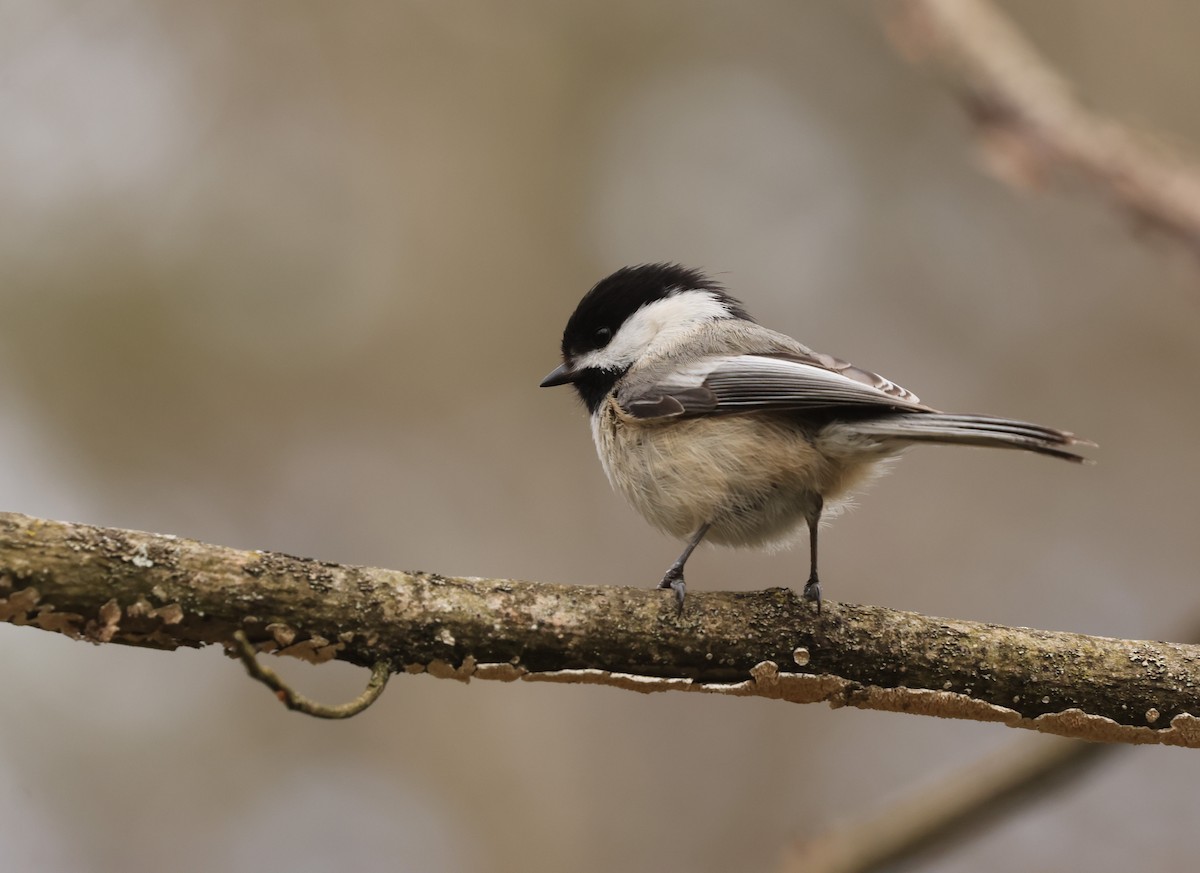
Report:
540,264,1091,611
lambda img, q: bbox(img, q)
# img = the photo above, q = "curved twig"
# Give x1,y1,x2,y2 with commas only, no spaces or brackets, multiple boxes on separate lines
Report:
232,631,391,719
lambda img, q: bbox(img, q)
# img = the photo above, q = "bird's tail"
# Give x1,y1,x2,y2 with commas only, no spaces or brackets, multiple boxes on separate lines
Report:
853,413,1094,463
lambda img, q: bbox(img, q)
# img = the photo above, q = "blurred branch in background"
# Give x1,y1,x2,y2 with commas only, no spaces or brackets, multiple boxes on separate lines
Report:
884,0,1200,255
780,735,1112,873
3,511,1200,746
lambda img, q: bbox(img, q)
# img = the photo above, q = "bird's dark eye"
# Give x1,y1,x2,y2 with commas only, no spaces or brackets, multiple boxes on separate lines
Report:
594,326,613,347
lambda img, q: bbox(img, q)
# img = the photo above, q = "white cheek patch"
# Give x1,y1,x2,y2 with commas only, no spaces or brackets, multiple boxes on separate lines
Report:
575,290,732,371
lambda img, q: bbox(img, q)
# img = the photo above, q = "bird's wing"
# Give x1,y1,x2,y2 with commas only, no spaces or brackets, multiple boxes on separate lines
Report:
619,352,934,420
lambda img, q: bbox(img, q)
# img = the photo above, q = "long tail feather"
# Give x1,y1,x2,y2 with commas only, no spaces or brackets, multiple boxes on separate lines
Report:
854,413,1094,463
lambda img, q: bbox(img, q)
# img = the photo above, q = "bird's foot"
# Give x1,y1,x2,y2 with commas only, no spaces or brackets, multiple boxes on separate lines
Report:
657,568,686,615
803,575,822,614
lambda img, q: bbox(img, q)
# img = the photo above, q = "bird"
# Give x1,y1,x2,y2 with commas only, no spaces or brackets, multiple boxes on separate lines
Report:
540,263,1092,612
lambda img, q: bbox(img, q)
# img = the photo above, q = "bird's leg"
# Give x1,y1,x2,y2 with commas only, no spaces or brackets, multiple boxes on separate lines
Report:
658,522,711,613
802,496,823,613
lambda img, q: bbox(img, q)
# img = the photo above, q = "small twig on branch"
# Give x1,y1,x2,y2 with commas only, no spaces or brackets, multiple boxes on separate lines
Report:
3,512,1200,746
231,631,391,718
884,0,1200,254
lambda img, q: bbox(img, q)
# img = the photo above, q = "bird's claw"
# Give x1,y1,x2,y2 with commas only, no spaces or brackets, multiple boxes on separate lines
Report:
658,569,686,615
803,576,822,614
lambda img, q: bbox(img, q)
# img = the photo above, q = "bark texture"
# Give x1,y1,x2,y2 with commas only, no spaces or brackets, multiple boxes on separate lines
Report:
2,512,1199,746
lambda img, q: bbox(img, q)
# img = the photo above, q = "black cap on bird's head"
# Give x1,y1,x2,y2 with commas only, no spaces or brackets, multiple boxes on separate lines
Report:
539,264,750,405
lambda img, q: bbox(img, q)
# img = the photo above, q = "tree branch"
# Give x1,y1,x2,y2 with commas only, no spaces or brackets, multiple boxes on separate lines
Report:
884,0,1200,254
2,512,1198,745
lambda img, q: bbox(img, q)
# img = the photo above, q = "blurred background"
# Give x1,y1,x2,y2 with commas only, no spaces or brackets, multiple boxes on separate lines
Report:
3,1,1200,871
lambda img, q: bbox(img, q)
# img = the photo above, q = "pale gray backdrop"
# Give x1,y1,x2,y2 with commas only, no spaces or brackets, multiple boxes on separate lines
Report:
2,2,1199,871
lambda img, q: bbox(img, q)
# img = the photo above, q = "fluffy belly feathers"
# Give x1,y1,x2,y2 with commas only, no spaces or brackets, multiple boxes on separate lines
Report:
593,400,892,548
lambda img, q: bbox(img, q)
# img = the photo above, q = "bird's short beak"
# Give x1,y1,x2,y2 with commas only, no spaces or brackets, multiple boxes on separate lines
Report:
539,363,577,387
